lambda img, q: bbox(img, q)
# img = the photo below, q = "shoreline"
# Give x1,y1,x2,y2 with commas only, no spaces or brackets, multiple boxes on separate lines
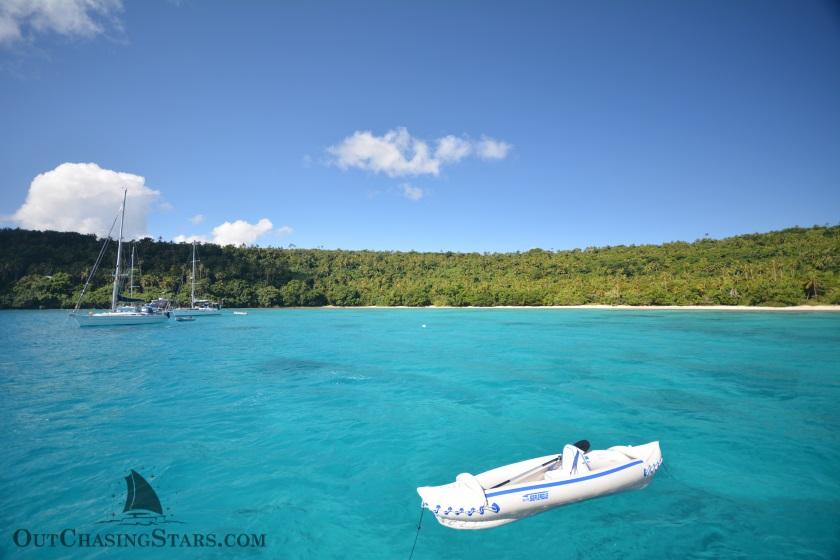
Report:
318,304,840,312
6,304,840,312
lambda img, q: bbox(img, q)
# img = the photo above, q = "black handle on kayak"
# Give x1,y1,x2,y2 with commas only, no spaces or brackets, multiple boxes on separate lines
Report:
488,440,590,490
489,455,560,489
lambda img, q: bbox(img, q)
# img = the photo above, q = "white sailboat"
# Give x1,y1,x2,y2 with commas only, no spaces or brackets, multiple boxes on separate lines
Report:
70,190,171,327
172,241,222,318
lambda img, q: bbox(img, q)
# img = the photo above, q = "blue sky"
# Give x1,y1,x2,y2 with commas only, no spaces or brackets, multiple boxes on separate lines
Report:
1,0,838,251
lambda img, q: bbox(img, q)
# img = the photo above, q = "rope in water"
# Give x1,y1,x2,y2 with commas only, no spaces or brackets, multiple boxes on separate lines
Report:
407,506,425,560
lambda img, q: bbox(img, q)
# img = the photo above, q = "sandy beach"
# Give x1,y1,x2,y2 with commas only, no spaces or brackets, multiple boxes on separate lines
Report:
320,305,840,311
513,304,840,312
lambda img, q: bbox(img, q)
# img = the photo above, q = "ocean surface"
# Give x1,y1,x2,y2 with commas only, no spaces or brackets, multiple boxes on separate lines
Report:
0,309,838,559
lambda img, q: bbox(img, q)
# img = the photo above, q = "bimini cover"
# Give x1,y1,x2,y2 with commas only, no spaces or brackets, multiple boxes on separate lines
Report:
417,472,487,511
562,444,590,476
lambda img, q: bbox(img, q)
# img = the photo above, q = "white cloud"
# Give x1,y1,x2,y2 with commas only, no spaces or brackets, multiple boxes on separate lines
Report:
174,234,209,243
327,127,511,177
0,0,123,46
211,218,274,246
476,136,512,160
400,184,425,201
12,162,159,239
175,221,292,246
190,213,205,225
434,135,472,163
328,127,439,177
0,12,20,43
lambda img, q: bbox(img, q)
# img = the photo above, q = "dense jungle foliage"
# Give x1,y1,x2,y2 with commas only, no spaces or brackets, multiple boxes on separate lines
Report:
1,226,838,309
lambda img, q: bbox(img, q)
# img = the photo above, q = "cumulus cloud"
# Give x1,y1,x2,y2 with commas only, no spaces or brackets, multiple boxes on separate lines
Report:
476,136,513,160
434,135,472,163
175,220,292,246
400,184,425,201
174,234,209,243
328,127,439,177
11,162,159,239
0,0,123,46
190,213,205,225
327,127,512,178
211,218,274,246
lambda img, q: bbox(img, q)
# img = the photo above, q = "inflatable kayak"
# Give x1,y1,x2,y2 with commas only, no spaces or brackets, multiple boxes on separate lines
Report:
416,440,662,530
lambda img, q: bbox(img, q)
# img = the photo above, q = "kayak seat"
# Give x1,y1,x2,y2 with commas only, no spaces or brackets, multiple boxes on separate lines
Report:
562,444,591,476
456,473,486,496
417,472,487,512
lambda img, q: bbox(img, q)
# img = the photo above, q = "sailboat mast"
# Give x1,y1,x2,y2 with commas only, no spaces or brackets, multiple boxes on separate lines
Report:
129,243,135,298
191,240,196,308
110,190,127,311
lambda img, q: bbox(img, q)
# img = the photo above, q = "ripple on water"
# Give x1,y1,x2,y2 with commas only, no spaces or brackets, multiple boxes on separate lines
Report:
0,309,838,559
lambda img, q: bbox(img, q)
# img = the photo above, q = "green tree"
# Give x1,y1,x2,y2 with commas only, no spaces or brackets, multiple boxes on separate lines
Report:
257,285,281,307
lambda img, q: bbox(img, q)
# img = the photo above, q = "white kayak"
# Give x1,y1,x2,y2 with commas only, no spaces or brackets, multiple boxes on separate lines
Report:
417,440,662,530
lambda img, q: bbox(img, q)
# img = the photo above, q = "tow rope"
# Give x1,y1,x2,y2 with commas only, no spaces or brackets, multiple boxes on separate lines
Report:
408,506,425,560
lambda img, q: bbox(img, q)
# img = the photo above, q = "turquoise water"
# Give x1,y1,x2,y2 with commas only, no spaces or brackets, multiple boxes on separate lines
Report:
0,309,838,559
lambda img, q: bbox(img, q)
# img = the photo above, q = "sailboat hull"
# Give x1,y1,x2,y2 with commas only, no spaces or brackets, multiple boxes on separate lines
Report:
71,312,170,327
172,308,222,318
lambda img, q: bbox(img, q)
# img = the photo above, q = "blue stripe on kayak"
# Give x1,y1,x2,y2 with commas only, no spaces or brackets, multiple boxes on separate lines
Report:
484,460,644,498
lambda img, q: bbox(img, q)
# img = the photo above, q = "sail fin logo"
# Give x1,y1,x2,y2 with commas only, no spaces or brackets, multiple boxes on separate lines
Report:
99,470,182,526
12,467,268,550
124,470,163,516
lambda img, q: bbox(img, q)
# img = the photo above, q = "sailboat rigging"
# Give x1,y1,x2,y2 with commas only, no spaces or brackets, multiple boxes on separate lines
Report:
173,240,222,318
70,190,171,327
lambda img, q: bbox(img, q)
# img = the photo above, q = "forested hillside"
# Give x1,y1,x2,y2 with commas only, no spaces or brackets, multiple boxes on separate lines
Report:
1,226,838,308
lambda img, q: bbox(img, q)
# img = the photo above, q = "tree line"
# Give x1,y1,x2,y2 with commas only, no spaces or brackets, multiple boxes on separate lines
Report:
1,225,838,309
